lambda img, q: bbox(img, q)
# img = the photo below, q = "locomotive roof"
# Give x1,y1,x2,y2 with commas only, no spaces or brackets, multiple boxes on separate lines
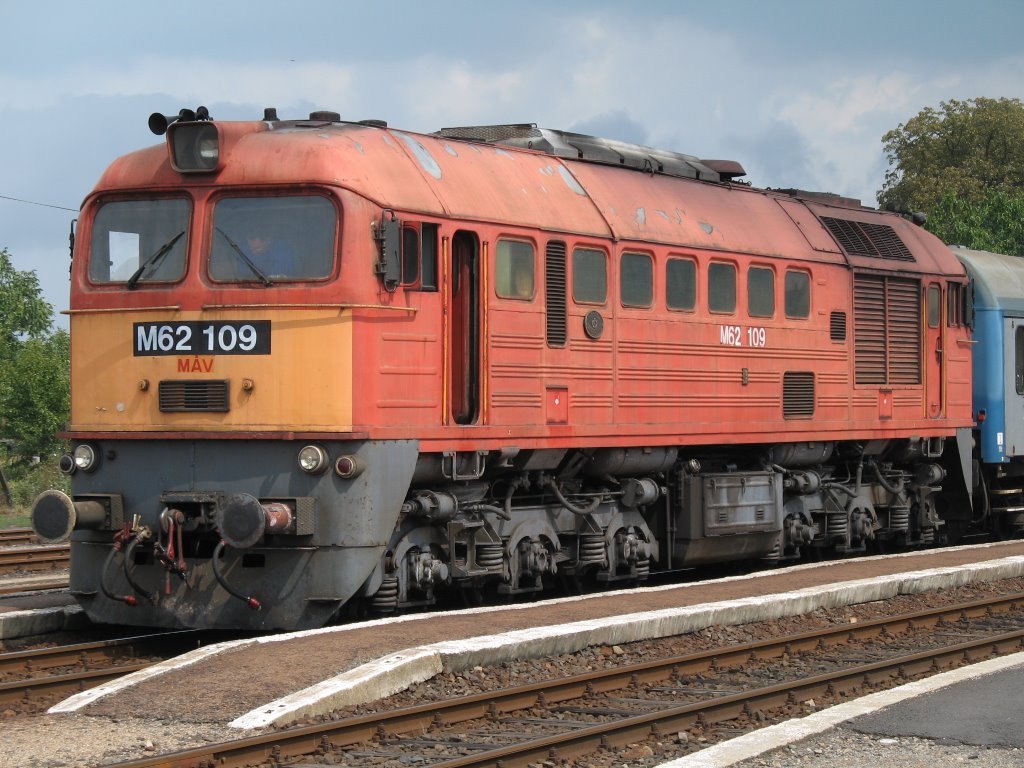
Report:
94,115,964,276
432,123,742,183
952,246,1024,313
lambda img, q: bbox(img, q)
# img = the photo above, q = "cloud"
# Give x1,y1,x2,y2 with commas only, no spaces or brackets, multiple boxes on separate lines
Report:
389,57,529,128
568,111,649,145
727,121,816,190
760,54,1024,203
5,4,1024,324
0,58,358,113
775,73,922,135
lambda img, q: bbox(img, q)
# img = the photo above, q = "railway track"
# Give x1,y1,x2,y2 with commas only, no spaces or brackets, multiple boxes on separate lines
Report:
0,527,36,546
0,578,68,596
0,543,70,574
101,592,1024,768
0,630,222,714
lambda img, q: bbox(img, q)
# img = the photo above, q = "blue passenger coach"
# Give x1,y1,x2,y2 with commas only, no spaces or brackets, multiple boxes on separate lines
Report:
952,247,1024,536
954,247,1024,464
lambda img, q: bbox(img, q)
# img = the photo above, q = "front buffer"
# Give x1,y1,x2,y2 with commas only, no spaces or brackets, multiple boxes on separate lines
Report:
32,439,418,630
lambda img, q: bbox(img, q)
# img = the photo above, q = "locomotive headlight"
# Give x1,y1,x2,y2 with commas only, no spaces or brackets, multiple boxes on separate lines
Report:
58,454,77,475
197,135,219,164
297,445,329,474
169,122,220,172
72,444,98,472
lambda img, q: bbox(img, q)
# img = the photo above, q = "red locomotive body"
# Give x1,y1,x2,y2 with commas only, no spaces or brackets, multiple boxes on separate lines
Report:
33,113,974,629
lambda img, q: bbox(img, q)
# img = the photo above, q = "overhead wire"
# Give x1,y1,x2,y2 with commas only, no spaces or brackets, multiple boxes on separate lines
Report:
0,194,77,212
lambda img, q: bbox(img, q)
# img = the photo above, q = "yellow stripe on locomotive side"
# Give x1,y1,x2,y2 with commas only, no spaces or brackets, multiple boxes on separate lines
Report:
69,309,353,432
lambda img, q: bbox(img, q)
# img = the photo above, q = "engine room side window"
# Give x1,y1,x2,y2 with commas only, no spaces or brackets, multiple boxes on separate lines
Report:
708,262,736,313
573,247,607,304
495,239,535,300
620,252,653,308
88,198,190,284
209,195,336,283
785,270,811,319
748,266,775,317
666,257,696,311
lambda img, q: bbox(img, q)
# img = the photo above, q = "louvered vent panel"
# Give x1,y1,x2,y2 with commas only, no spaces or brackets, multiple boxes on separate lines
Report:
823,217,876,256
821,217,914,261
830,311,847,341
783,372,815,418
159,380,230,412
434,124,543,143
545,240,568,347
887,278,921,384
853,274,921,385
854,276,887,384
860,222,914,261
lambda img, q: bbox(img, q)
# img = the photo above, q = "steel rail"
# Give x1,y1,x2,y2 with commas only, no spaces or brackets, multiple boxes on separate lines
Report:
0,544,70,572
101,591,1024,768
0,630,226,710
0,528,36,545
0,578,68,595
0,630,205,677
0,661,153,707
425,628,1024,768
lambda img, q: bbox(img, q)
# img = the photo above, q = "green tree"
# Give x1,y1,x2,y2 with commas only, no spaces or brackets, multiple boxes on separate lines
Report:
1,330,70,456
0,247,68,459
925,188,1024,256
0,247,52,352
879,97,1024,214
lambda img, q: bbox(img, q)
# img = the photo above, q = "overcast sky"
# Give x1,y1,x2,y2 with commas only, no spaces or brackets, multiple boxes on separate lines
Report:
2,0,1023,329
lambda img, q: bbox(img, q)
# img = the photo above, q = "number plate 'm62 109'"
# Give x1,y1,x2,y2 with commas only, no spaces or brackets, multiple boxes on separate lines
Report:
133,321,271,356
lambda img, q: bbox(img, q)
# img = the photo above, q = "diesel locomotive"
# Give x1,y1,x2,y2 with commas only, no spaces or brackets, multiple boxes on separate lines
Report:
30,106,1006,630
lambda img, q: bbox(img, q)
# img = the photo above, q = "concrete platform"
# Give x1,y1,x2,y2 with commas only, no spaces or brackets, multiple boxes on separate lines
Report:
0,585,83,640
48,541,1024,733
659,652,1024,767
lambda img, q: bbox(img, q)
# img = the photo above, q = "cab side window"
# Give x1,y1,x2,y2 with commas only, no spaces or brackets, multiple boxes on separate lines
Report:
400,222,438,291
927,285,941,328
402,227,419,285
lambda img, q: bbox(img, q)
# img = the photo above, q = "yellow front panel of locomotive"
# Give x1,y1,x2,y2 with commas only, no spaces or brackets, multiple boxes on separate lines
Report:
69,310,353,432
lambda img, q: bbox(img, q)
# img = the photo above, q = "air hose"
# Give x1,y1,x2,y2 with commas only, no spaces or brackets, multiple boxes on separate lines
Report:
211,540,261,611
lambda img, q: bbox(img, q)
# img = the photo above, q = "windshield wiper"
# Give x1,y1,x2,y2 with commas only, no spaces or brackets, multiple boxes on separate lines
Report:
126,230,185,290
214,227,273,287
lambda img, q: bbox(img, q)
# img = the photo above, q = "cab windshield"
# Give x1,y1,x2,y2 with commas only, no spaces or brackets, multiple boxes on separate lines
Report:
88,199,190,285
209,195,336,283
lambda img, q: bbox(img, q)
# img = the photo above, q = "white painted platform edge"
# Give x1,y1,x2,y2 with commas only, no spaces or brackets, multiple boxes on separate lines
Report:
653,650,1024,768
48,635,265,713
